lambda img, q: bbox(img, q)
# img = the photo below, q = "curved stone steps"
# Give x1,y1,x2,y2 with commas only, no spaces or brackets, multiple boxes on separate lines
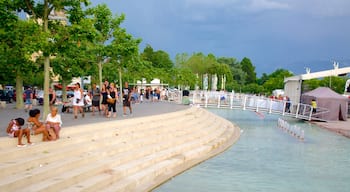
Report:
0,107,241,192
0,108,206,149
104,124,236,192
0,108,207,169
24,116,220,192
60,120,225,192
0,109,211,191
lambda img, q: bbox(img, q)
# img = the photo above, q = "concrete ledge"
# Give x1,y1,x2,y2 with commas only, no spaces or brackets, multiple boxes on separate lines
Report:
0,106,241,191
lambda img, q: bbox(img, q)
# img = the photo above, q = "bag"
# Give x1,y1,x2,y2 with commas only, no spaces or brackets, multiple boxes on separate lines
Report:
107,98,115,104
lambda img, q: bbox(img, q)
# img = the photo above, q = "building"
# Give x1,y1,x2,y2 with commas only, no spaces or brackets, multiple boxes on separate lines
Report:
284,63,350,104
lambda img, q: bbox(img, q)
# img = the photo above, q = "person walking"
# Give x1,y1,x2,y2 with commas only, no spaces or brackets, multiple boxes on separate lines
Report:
49,87,56,106
24,87,33,112
101,84,108,117
90,83,101,116
107,83,118,118
73,82,84,119
122,82,132,116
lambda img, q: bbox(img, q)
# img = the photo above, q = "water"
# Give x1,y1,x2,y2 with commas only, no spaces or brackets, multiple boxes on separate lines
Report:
154,109,350,192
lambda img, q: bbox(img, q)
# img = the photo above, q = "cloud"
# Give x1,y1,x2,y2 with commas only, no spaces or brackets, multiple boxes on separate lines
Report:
248,0,290,11
293,0,350,17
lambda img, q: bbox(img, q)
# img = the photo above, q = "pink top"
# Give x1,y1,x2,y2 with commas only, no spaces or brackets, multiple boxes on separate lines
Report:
8,119,20,137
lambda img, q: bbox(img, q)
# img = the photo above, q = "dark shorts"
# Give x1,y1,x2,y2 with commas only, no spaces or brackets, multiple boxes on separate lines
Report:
123,96,130,107
92,100,100,107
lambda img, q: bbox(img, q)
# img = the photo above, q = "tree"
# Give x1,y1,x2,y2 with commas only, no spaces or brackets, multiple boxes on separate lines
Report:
86,4,126,90
141,45,173,69
107,26,141,101
240,57,256,84
19,0,90,117
261,69,293,94
0,1,43,108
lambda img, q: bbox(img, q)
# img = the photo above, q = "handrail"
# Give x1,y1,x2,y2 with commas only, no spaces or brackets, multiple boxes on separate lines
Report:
189,90,329,122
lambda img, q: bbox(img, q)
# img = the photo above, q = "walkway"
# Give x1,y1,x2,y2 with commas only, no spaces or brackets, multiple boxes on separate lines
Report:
0,102,241,191
0,102,188,137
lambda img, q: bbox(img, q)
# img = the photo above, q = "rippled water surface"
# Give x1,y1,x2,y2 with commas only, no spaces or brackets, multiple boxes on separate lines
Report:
154,109,350,192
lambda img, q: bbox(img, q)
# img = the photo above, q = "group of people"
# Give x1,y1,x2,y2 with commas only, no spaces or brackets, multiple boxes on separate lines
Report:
6,107,62,147
65,81,133,119
24,87,56,111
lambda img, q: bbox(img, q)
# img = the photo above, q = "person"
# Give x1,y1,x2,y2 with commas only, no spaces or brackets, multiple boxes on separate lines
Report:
107,83,118,118
73,82,84,119
45,107,62,140
49,87,56,106
28,109,51,141
311,99,317,113
24,87,33,112
6,117,33,147
90,83,101,116
122,82,132,116
101,84,108,117
104,79,110,89
84,94,92,112
284,96,291,113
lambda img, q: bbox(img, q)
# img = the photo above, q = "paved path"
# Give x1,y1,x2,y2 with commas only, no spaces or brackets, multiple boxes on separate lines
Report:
0,101,189,137
312,119,350,138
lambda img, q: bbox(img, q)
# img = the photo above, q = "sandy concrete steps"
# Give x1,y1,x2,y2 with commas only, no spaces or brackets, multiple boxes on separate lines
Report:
23,113,219,192
0,107,241,192
61,118,224,192
104,123,234,192
0,109,209,191
0,108,203,149
0,108,205,164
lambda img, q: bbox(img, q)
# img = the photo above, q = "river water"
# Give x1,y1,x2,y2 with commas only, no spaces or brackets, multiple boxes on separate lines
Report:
154,109,350,192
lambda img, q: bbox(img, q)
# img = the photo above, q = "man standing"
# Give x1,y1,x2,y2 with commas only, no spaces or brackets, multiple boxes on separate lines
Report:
24,87,33,112
122,82,132,116
90,83,101,116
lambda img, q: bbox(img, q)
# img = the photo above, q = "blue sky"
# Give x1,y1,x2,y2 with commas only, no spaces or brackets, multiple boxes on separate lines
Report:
91,0,350,76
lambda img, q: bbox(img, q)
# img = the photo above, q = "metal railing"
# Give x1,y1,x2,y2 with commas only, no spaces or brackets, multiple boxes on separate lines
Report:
190,91,329,121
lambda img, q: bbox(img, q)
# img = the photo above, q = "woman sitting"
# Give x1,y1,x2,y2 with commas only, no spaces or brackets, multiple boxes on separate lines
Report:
45,107,62,140
28,109,51,141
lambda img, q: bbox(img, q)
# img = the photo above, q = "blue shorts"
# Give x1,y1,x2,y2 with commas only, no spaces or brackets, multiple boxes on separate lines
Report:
25,99,32,105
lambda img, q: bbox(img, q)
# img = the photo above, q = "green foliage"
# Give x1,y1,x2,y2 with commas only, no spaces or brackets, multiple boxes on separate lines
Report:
241,83,265,94
303,76,347,94
240,57,256,84
260,69,293,94
141,45,173,69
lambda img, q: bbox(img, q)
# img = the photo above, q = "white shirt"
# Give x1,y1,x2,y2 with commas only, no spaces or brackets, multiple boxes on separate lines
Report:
46,113,62,127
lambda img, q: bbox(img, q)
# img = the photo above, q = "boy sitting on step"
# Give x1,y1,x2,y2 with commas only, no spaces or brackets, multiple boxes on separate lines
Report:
6,117,33,147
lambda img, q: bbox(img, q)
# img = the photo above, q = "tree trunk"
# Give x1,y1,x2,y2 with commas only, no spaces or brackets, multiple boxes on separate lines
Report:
62,79,67,102
42,0,50,119
43,56,50,119
118,66,123,103
98,61,103,91
15,75,24,109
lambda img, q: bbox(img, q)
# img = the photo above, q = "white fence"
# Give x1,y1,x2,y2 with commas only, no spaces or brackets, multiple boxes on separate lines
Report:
189,91,329,121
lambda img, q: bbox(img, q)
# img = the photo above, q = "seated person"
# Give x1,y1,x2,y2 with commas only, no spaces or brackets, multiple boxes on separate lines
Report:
84,94,92,112
6,117,33,147
45,107,62,140
61,97,73,113
28,109,51,141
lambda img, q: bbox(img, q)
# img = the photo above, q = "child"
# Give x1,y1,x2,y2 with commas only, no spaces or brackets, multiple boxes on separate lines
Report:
6,118,33,147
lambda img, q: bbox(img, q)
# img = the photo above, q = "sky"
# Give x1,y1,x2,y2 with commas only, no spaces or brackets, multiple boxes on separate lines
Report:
90,0,350,76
